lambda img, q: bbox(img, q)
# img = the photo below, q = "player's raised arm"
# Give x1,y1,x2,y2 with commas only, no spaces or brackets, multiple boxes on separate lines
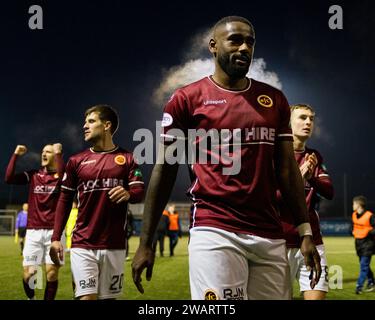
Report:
274,139,322,289
53,143,65,181
131,143,179,294
5,145,30,184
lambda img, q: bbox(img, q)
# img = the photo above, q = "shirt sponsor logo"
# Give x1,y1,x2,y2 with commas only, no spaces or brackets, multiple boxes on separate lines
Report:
223,287,244,300
114,155,126,165
203,99,227,106
257,95,273,108
83,178,124,192
79,278,96,290
204,289,219,300
34,185,58,194
244,127,275,142
161,113,173,127
81,160,97,165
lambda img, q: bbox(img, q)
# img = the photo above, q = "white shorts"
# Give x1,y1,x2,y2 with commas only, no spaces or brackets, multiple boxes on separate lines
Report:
188,227,291,300
70,248,126,299
23,229,65,267
287,244,328,293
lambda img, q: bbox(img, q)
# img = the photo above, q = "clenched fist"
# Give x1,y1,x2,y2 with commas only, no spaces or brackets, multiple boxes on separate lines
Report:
14,145,27,156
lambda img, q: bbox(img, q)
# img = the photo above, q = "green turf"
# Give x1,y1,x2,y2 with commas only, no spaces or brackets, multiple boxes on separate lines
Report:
0,236,374,300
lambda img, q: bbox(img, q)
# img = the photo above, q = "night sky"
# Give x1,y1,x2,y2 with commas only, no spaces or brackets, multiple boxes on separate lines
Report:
0,0,374,217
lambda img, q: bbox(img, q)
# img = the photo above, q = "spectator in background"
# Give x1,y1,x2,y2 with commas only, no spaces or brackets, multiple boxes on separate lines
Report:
152,209,170,257
167,204,182,257
352,195,375,294
15,203,28,254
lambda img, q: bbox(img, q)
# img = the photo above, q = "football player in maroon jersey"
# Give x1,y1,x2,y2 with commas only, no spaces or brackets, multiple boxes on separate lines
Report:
279,104,334,299
50,105,144,300
132,16,321,299
5,143,64,300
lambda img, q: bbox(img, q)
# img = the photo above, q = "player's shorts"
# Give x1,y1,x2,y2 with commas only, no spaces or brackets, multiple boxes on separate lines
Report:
287,244,328,292
23,229,65,267
70,248,126,299
188,226,291,300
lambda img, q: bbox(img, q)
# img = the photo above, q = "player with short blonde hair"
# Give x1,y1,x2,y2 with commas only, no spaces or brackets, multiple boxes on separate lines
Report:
279,104,334,300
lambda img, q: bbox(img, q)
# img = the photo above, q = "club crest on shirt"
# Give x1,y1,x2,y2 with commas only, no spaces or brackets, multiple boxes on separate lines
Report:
257,95,273,108
204,289,219,300
114,155,126,165
54,173,59,179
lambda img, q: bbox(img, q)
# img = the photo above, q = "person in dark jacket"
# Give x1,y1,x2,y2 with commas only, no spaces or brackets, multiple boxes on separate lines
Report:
152,209,170,257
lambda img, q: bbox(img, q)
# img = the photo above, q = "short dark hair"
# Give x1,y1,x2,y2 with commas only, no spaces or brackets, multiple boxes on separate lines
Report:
85,104,119,135
353,195,367,208
213,16,254,34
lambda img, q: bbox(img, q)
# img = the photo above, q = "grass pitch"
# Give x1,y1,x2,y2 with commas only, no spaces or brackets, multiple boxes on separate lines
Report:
0,236,373,300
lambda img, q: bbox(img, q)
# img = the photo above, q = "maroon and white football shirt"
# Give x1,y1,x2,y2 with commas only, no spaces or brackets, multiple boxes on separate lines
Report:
161,76,293,239
279,147,334,247
53,147,144,249
5,153,64,229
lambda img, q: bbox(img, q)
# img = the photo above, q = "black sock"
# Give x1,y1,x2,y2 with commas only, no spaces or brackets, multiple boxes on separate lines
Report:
44,280,58,300
22,279,35,299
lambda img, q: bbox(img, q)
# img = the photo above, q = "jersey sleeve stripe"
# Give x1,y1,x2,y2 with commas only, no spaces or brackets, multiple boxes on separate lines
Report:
129,181,145,185
23,171,30,182
61,185,76,191
318,174,330,177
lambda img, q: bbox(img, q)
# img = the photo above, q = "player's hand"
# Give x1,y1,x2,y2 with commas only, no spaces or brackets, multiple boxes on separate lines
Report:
14,145,27,156
49,241,64,266
300,154,316,180
108,186,130,204
52,143,63,154
305,153,318,180
131,245,155,294
300,235,321,289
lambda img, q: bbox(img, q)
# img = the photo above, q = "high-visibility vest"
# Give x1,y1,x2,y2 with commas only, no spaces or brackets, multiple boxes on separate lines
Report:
169,213,179,231
352,210,373,239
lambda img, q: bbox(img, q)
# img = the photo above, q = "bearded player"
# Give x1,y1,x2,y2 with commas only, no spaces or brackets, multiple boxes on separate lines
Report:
5,143,64,300
50,105,144,300
132,16,321,299
279,104,334,299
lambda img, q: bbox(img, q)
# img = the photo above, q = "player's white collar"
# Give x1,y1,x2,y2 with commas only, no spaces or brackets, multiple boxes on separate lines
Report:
207,76,252,93
89,146,119,154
